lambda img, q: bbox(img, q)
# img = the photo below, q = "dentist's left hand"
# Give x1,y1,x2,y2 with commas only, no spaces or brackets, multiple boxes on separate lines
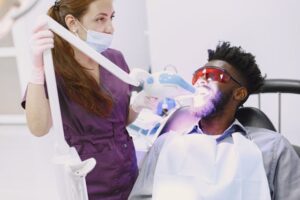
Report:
29,17,54,84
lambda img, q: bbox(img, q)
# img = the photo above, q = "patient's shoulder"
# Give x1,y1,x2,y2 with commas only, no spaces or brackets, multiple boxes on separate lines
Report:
245,126,281,143
244,127,293,154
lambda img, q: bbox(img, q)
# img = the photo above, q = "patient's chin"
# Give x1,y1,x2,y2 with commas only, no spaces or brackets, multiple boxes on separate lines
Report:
193,101,215,119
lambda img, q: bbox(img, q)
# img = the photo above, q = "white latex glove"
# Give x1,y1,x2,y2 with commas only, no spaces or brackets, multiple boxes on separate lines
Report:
131,90,159,113
129,68,150,87
29,16,54,84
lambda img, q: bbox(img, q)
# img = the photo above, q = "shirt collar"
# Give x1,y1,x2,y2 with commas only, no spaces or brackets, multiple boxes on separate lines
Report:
187,119,247,143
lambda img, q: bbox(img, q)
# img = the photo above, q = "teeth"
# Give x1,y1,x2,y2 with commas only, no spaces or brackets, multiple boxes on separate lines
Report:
193,94,206,107
196,87,208,95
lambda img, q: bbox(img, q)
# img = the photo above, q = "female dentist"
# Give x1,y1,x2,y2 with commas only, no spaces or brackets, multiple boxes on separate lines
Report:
22,0,147,199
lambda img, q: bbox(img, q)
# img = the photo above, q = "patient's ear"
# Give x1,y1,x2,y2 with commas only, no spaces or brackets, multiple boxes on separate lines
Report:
233,87,248,102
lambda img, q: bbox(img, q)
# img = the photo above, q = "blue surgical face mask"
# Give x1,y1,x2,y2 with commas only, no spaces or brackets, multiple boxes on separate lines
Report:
77,20,113,53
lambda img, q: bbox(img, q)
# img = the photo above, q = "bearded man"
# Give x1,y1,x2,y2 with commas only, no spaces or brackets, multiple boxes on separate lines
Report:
129,41,300,200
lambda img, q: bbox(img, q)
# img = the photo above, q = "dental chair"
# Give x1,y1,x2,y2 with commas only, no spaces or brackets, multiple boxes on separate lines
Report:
235,79,300,157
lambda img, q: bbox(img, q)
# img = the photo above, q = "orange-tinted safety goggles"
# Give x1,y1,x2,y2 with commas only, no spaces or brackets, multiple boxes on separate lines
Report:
192,66,242,86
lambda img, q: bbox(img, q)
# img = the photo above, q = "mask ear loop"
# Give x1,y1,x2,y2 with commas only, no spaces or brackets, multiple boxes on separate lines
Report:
76,19,88,32
73,19,88,40
72,29,79,37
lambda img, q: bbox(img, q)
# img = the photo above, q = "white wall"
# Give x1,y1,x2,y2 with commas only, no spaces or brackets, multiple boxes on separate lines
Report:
112,0,150,70
0,125,59,200
145,0,300,146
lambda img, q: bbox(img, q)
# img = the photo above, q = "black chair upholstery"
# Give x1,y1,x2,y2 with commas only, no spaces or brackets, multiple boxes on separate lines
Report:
236,79,300,158
258,79,300,94
236,107,276,131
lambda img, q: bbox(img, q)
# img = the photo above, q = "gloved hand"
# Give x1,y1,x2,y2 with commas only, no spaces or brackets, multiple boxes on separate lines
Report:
156,97,177,116
131,90,160,113
29,17,54,84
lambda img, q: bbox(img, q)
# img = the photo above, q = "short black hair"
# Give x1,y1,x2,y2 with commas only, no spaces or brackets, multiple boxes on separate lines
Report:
208,41,265,95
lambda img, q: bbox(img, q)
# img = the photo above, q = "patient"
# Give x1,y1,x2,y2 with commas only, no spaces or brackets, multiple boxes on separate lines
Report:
129,41,300,200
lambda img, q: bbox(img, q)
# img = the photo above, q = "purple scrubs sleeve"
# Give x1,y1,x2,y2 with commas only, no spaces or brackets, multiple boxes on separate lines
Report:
22,48,138,200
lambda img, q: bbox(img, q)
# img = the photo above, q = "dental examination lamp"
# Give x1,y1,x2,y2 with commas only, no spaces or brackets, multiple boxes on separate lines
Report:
130,66,195,100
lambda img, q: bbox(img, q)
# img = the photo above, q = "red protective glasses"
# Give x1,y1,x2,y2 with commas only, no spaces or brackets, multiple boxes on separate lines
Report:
192,66,242,86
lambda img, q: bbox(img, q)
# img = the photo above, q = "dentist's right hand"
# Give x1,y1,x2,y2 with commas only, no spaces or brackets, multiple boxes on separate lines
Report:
29,17,54,85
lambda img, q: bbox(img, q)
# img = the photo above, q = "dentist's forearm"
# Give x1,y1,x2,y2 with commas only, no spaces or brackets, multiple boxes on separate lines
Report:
25,83,52,137
127,106,139,125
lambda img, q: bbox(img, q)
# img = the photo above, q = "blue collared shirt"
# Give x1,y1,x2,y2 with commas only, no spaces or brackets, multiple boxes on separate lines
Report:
187,120,247,143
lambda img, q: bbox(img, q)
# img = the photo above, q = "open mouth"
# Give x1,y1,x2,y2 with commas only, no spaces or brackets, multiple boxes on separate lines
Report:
196,86,210,96
192,86,212,108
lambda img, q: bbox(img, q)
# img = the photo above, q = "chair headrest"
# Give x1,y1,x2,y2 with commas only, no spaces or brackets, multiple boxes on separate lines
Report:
235,107,276,131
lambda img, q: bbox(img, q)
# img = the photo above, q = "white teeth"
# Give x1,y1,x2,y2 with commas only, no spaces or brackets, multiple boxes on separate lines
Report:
196,87,209,95
193,94,207,107
175,86,210,108
192,86,211,107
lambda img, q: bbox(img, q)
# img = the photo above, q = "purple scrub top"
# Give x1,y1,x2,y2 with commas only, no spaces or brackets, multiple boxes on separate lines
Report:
22,48,138,200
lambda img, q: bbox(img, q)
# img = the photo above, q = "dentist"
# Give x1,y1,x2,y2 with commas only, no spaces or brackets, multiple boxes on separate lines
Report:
21,0,147,199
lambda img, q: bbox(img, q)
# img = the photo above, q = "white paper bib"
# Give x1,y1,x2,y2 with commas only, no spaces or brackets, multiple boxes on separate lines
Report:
153,132,271,200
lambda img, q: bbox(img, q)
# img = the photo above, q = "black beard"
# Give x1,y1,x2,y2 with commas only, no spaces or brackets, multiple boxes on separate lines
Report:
195,89,232,119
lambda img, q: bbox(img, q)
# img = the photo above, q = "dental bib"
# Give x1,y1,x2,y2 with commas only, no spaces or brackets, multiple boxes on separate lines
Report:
153,132,271,200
